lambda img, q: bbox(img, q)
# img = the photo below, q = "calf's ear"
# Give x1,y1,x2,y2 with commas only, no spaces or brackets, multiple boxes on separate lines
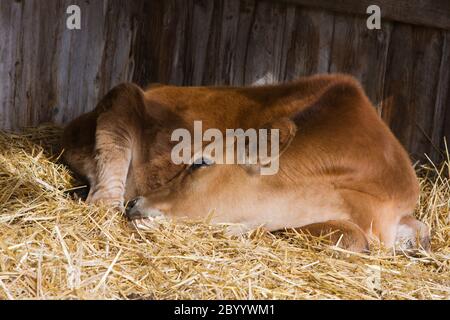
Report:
258,117,297,166
243,117,297,175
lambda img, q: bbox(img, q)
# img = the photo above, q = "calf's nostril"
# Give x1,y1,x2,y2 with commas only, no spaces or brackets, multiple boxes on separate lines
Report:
126,198,139,213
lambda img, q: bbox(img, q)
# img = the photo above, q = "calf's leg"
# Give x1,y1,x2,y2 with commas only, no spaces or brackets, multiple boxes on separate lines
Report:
87,112,132,208
86,84,145,209
293,220,370,253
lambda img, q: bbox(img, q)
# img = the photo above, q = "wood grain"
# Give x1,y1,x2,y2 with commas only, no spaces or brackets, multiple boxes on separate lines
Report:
278,0,450,30
381,24,444,161
283,7,334,80
243,0,285,85
437,31,450,157
0,0,141,129
328,13,392,110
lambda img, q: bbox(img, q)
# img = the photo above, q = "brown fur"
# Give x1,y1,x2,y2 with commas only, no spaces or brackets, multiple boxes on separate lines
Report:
62,74,430,252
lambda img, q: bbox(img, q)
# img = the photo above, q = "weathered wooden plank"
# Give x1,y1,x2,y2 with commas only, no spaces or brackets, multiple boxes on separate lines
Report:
283,7,334,81
215,0,241,85
180,0,207,85
328,13,392,110
55,0,108,124
9,0,61,129
132,0,164,86
0,0,15,129
7,0,31,129
275,0,450,30
244,0,289,85
435,31,450,159
381,24,444,161
157,0,195,85
229,0,257,85
199,0,224,85
151,0,179,84
97,0,139,94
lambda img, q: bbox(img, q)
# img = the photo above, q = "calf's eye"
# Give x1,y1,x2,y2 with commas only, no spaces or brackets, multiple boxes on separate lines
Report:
190,157,214,171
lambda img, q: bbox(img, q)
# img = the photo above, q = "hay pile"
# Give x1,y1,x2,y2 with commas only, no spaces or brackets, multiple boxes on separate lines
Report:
0,125,448,300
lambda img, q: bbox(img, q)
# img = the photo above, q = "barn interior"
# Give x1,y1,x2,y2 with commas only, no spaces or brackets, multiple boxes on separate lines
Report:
0,0,449,299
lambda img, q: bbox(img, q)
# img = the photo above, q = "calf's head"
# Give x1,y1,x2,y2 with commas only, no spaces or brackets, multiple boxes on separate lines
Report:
125,118,298,222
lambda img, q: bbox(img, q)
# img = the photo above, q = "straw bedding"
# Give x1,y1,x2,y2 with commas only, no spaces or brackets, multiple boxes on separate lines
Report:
0,125,448,300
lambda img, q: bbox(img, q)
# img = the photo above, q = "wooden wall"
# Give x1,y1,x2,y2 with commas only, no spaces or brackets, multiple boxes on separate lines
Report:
0,0,141,127
1,0,449,162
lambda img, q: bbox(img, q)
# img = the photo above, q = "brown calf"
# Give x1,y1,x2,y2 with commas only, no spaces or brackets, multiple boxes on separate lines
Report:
62,74,430,252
